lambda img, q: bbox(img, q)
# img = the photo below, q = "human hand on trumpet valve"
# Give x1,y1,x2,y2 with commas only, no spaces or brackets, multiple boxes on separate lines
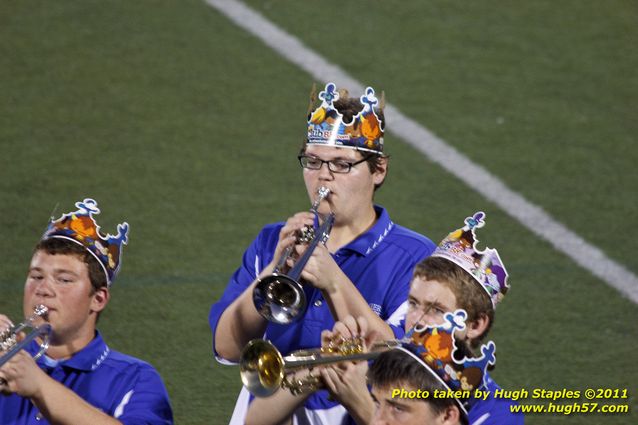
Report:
265,211,317,276
0,305,51,395
253,186,336,324
285,325,370,397
318,316,377,405
262,185,331,276
240,315,399,397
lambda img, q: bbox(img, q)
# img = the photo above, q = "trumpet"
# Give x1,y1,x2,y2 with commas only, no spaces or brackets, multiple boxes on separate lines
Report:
240,337,401,397
0,305,52,369
253,186,333,325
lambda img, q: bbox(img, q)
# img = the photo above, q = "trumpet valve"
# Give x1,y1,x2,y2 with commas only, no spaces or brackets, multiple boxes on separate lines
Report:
0,326,11,341
323,336,365,356
0,333,17,351
296,226,315,244
339,336,364,355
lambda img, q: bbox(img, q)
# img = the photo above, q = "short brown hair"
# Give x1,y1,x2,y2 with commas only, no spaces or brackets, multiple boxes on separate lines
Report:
413,256,494,346
33,238,108,294
368,349,468,425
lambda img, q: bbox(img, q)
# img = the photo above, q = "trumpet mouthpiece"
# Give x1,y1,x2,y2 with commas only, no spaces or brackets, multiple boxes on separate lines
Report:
311,187,331,212
34,305,48,317
317,186,330,199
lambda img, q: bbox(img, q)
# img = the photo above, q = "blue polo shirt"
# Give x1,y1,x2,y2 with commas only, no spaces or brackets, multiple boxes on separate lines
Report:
209,205,435,423
0,332,173,425
468,373,524,425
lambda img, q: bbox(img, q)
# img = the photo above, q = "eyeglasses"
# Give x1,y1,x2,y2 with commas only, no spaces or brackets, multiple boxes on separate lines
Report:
407,300,447,320
297,154,370,174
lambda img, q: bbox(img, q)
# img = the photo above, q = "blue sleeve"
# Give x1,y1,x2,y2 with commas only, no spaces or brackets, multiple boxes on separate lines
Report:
390,319,407,341
383,261,411,333
389,323,406,340
208,225,279,358
115,364,173,425
383,239,435,336
469,400,524,425
469,376,524,425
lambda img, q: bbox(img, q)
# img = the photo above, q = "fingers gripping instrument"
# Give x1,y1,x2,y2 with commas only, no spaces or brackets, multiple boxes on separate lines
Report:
0,305,51,369
253,186,333,325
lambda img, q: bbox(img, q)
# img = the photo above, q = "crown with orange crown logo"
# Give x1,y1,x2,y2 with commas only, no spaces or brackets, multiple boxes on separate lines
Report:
42,198,129,286
400,309,496,417
307,82,384,154
432,212,509,307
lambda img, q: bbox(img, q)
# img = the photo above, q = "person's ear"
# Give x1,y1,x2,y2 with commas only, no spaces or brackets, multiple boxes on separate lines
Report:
91,287,110,313
440,404,462,424
466,312,490,341
372,156,388,186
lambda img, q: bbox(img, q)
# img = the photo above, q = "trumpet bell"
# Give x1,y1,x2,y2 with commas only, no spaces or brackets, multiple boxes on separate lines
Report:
239,337,402,397
253,274,306,325
240,339,285,398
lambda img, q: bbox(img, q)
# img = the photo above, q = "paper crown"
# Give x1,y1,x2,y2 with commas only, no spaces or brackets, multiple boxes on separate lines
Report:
42,198,129,286
306,82,384,154
401,309,496,417
432,212,509,307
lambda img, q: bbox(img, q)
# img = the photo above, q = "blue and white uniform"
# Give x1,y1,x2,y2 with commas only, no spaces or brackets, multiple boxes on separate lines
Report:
0,331,173,425
209,205,435,425
468,373,524,425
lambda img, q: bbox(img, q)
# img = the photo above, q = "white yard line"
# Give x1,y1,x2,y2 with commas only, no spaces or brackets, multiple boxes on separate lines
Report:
204,0,638,304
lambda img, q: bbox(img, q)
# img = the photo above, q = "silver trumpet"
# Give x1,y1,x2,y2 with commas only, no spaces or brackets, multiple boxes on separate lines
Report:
253,187,333,325
0,305,51,368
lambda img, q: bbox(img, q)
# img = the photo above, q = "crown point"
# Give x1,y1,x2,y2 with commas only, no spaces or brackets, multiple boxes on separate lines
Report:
432,212,509,308
307,82,384,155
360,87,378,113
75,198,100,215
43,199,129,286
465,211,486,230
319,83,338,106
116,222,130,245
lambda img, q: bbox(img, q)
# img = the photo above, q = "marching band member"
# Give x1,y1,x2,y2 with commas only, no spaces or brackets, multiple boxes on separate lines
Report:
367,310,494,425
0,199,173,425
209,83,435,424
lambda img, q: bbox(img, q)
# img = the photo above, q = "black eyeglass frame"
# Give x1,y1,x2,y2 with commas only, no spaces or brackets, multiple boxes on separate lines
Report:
297,154,372,174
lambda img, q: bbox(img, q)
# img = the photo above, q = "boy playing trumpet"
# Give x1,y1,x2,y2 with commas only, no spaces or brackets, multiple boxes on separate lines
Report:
0,199,173,425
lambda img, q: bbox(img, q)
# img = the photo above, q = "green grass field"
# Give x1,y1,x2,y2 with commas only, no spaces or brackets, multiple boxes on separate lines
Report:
1,1,636,423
